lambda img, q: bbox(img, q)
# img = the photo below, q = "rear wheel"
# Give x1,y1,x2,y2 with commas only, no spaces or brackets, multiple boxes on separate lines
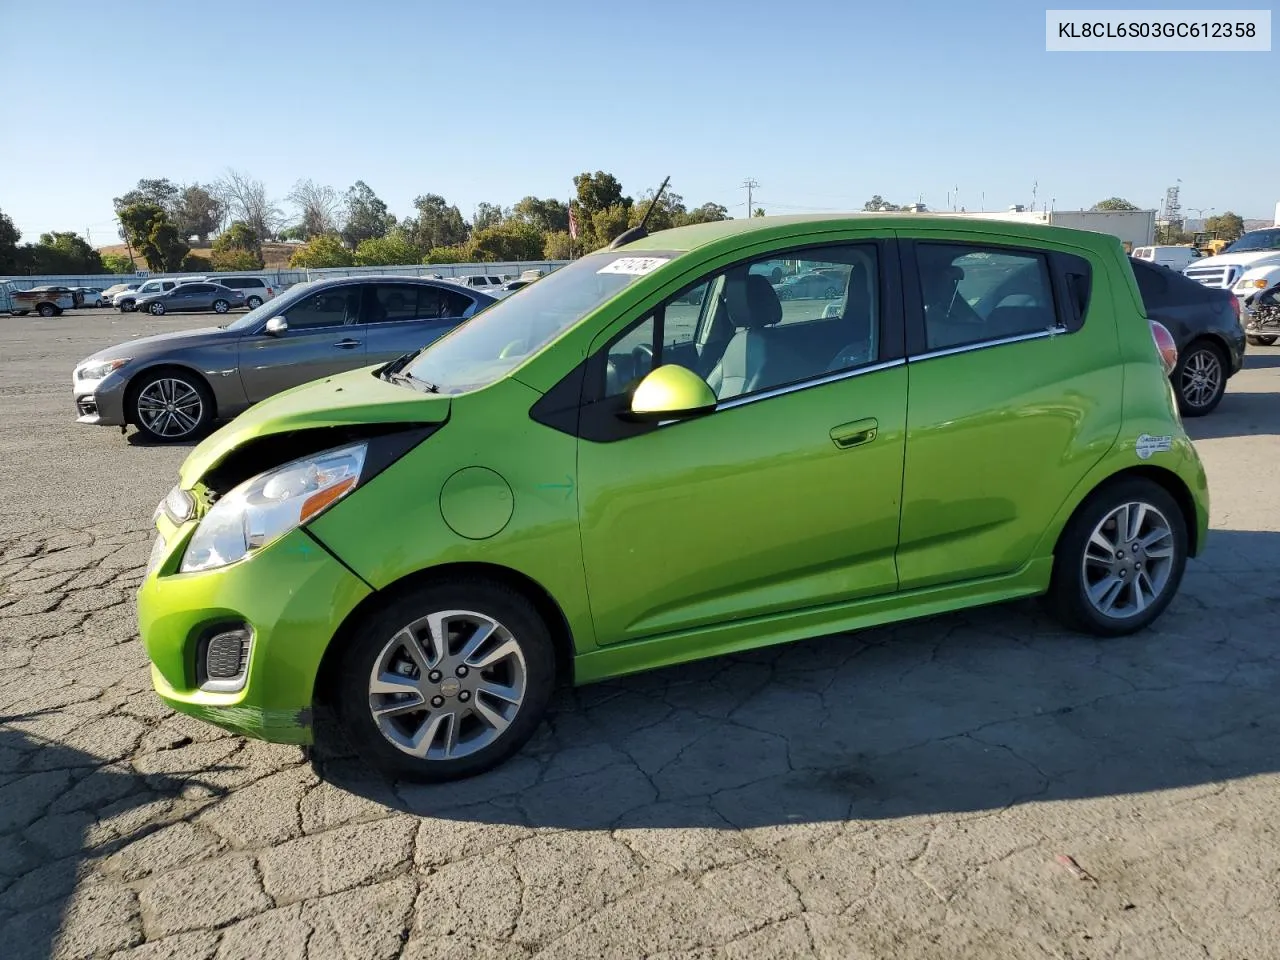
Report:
1247,334,1277,346
149,301,166,316
128,369,214,443
246,295,263,309
1174,340,1226,416
37,304,55,317
332,579,557,782
1044,478,1187,637
212,299,230,314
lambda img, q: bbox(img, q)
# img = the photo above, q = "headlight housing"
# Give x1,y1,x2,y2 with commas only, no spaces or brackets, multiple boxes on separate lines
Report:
77,357,130,380
180,443,367,573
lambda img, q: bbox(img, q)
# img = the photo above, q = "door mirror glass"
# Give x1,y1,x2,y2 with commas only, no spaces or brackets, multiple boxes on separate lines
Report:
264,316,288,336
626,365,717,421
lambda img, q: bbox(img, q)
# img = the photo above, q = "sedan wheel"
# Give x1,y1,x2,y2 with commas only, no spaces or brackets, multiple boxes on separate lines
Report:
149,301,166,316
38,304,55,317
212,299,229,314
246,296,263,309
130,372,213,443
1175,342,1225,416
334,580,556,781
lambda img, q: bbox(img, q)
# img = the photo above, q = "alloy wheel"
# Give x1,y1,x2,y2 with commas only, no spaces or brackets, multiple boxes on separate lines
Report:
150,302,165,315
1180,348,1221,410
368,609,527,761
213,300,229,314
1081,501,1176,620
135,378,204,438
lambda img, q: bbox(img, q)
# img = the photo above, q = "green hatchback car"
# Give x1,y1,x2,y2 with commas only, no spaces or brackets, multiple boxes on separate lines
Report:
137,215,1209,781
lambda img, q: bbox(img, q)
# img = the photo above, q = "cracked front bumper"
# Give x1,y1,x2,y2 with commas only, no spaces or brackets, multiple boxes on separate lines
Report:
137,521,372,744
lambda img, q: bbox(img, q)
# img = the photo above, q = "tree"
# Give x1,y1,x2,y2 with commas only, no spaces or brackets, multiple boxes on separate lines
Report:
863,195,901,212
753,208,766,217
278,224,307,242
354,232,422,266
289,234,354,268
404,194,469,252
542,231,572,260
32,232,104,274
182,252,212,272
341,181,390,249
472,202,506,233
574,171,630,215
101,252,135,274
583,204,632,251
470,222,544,262
683,202,730,224
211,221,264,270
287,179,342,239
511,196,569,234
423,243,473,264
113,178,180,215
1091,197,1139,211
1204,211,1245,241
118,202,185,271
214,169,282,241
172,184,224,242
0,208,21,275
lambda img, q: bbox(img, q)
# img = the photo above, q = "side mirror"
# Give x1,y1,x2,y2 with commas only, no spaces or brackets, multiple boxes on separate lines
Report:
625,364,718,422
264,316,288,336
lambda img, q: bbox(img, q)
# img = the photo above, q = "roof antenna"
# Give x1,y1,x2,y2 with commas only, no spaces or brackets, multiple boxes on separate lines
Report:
609,175,671,249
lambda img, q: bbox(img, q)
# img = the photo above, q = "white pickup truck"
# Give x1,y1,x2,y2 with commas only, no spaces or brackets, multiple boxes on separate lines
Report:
1183,227,1280,327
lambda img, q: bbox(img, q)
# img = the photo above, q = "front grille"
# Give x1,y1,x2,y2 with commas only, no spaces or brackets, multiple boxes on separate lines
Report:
1185,266,1238,289
198,626,252,691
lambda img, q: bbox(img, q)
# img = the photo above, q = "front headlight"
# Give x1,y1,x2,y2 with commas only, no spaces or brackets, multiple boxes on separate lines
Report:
77,357,130,380
180,443,367,573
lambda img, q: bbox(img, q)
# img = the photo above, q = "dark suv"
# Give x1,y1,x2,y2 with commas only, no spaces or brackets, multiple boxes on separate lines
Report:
214,275,276,309
1130,257,1246,416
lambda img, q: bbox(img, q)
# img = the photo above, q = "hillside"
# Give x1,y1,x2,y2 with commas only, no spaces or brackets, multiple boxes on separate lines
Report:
97,242,300,270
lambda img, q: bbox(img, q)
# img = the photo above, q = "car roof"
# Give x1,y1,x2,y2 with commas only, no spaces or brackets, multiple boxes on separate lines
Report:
617,212,1115,254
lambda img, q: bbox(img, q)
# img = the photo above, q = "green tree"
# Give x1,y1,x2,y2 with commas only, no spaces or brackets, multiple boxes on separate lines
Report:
574,171,630,215
354,232,422,266
211,250,263,271
289,234,354,268
146,219,190,271
753,207,766,217
423,243,473,264
101,252,135,274
472,202,506,233
182,252,212,272
511,196,569,234
0,208,23,274
278,224,307,242
213,221,263,255
542,230,572,260
404,194,469,252
33,231,104,274
1204,211,1245,241
118,202,184,271
341,180,390,249
863,195,901,212
113,178,180,215
682,202,730,224
470,222,544,262
172,184,224,241
1091,197,1139,211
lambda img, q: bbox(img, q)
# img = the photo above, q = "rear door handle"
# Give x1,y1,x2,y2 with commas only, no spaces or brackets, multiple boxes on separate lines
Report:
830,418,878,449
333,338,361,349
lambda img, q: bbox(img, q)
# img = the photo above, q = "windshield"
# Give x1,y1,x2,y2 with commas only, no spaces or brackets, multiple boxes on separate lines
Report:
1224,229,1280,254
403,251,679,394
223,280,317,330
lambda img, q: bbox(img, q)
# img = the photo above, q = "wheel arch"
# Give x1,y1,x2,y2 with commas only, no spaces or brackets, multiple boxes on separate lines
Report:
313,561,576,710
123,362,219,425
1051,464,1201,561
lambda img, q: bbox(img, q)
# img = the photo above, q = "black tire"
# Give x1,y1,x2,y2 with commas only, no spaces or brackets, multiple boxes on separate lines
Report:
120,300,135,313
37,304,55,317
1174,340,1226,417
1247,334,1277,346
212,299,230,314
149,301,166,316
1043,477,1188,637
332,578,557,782
246,296,263,309
127,368,215,443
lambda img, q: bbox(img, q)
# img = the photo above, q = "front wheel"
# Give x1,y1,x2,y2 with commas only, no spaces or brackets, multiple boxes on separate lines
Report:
149,301,166,316
332,579,557,782
246,296,263,309
1174,341,1226,416
128,370,214,443
1044,478,1188,637
1247,334,1277,346
212,299,230,314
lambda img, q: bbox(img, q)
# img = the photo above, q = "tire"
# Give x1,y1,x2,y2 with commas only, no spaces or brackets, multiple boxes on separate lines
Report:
37,304,55,317
212,299,230,314
1174,340,1226,417
1247,334,1277,346
149,301,165,316
1043,478,1188,637
127,369,214,443
823,285,838,299
246,296,263,309
332,578,557,782
120,300,135,313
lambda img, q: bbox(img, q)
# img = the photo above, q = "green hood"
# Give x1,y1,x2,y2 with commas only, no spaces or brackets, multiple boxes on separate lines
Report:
180,365,451,487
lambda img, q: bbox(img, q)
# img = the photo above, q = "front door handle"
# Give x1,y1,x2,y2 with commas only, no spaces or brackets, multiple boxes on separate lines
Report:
333,338,362,349
830,418,878,449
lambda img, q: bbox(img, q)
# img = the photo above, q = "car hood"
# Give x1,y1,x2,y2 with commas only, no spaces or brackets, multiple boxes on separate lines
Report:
1190,250,1280,269
82,326,232,362
179,364,452,487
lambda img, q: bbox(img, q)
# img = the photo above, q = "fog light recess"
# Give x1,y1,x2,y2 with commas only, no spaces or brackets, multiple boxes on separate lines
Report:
197,625,253,692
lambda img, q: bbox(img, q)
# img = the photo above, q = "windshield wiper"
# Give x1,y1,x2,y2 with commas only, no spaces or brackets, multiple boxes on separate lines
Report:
387,369,439,393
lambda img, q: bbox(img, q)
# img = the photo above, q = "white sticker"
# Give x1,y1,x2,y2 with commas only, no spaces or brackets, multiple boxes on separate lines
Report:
1135,434,1173,460
597,257,670,276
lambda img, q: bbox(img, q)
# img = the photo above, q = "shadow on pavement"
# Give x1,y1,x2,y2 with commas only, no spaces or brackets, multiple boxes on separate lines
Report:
1185,390,1280,440
0,723,225,960
320,529,1280,831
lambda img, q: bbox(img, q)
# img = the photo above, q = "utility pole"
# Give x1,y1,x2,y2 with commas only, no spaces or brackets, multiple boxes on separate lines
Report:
742,178,759,216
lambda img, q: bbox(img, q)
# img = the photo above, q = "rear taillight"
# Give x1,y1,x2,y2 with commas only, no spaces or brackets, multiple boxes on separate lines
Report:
1150,320,1178,375
1228,293,1241,326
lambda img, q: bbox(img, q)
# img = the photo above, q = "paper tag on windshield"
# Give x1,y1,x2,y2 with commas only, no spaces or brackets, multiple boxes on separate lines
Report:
597,257,669,276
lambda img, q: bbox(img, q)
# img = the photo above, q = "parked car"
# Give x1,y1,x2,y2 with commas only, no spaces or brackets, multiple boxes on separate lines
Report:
10,285,77,316
774,271,843,300
133,215,1208,781
73,286,107,307
134,282,248,316
73,276,493,443
452,274,505,293
211,275,276,308
1183,227,1280,311
1129,256,1245,416
1132,245,1200,272
114,278,182,311
100,282,139,303
1242,281,1279,346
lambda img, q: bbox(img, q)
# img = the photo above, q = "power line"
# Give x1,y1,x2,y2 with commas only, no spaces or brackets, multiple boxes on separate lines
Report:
741,178,760,215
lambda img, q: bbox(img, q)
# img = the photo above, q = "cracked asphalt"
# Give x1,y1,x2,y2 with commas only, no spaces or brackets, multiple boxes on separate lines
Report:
2,310,1279,959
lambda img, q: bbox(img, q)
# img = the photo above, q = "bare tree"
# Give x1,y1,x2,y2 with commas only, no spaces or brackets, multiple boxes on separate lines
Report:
213,169,283,242
287,179,342,239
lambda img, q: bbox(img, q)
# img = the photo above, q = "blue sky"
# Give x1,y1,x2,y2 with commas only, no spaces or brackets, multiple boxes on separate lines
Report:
1,0,1275,243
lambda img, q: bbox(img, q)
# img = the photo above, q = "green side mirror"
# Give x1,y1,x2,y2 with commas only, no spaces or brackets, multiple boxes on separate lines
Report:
627,364,718,421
